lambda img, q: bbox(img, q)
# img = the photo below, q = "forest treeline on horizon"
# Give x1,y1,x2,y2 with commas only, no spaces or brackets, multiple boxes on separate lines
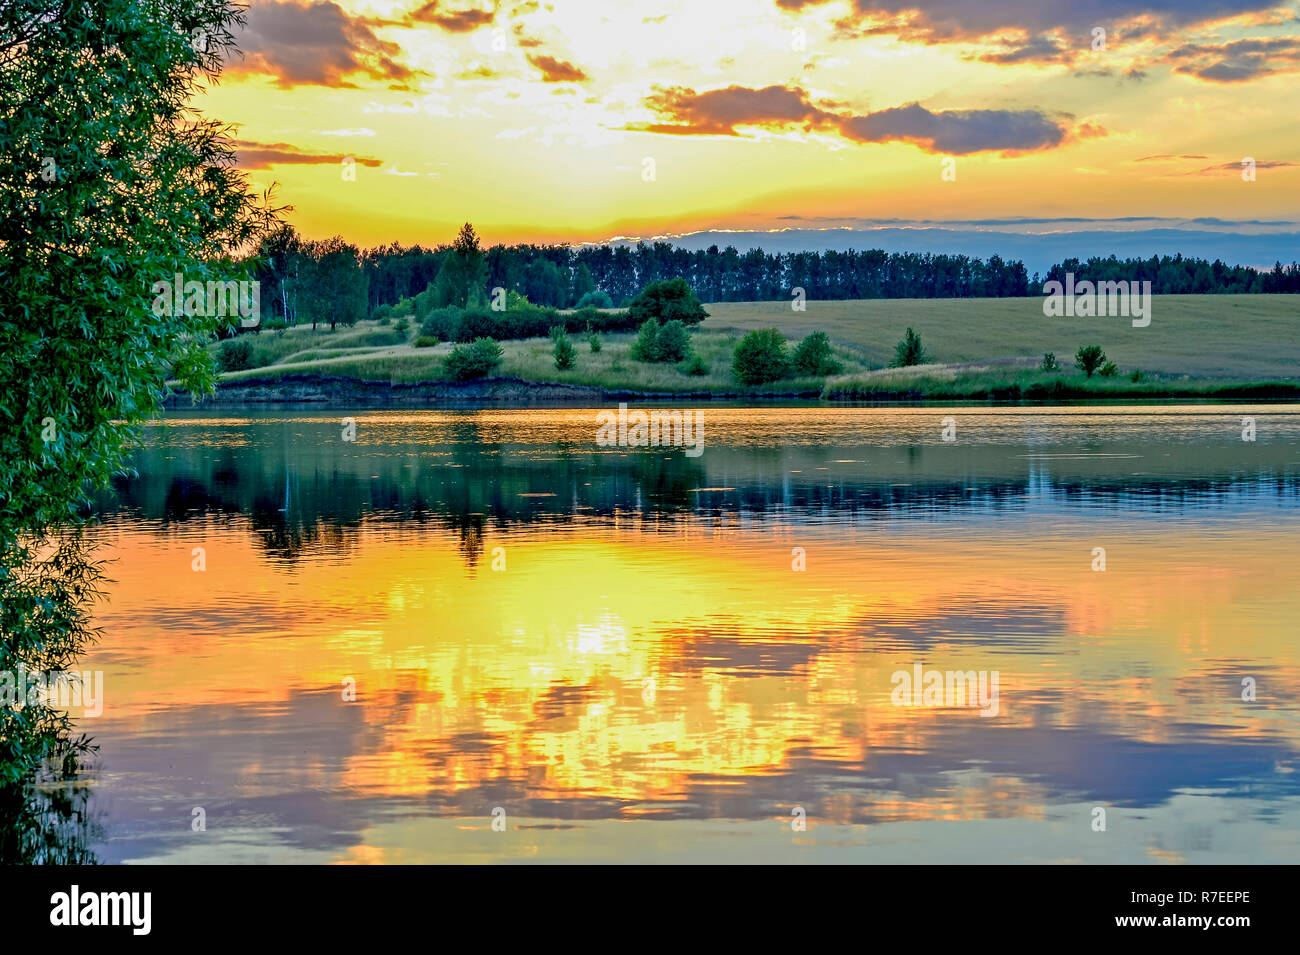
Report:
248,224,1300,329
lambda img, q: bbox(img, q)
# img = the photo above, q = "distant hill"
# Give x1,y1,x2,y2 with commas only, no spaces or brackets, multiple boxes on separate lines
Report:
609,227,1300,278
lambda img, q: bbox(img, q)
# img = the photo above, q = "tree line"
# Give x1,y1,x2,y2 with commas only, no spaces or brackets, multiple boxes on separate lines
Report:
247,223,1300,329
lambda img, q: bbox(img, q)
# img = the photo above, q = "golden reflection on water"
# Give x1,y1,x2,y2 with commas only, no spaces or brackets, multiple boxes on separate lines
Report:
87,520,1300,804
73,407,1300,862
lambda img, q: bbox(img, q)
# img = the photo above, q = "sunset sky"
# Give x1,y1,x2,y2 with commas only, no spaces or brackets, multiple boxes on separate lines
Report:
210,1,1300,248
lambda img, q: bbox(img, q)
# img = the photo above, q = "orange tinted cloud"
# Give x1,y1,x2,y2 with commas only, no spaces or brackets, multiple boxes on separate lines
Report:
231,0,414,88
527,53,589,82
236,140,384,170
409,2,496,32
635,84,1077,155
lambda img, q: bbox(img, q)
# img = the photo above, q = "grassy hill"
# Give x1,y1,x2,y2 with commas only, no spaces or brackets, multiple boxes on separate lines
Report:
203,294,1300,400
704,295,1300,381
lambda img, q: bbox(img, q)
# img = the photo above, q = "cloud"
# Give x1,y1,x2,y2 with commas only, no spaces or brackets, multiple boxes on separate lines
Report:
802,1,1287,43
409,2,495,32
976,33,1072,65
635,84,830,136
782,0,1300,85
235,140,384,170
526,54,589,82
836,103,1070,154
232,0,414,88
1161,36,1300,82
634,85,1081,155
1191,159,1298,175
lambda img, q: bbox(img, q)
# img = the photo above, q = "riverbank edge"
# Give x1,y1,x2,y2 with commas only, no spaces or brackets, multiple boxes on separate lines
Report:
162,373,1300,408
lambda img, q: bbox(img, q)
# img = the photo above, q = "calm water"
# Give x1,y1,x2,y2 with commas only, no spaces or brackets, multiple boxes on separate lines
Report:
58,406,1300,862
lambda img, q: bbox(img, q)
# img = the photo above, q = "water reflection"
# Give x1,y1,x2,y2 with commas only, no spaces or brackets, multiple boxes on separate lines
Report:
70,407,1300,862
0,529,103,864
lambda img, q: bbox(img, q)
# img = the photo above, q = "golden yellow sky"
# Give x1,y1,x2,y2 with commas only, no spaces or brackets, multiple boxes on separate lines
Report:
207,0,1300,246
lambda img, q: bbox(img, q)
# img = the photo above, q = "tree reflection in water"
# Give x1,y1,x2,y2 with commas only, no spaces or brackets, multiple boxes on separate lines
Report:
0,529,104,863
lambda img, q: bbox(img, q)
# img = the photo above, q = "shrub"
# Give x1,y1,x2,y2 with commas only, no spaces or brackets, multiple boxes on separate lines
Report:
1099,360,1119,378
1040,352,1060,372
892,327,928,367
421,306,463,341
655,320,691,362
1075,344,1106,377
393,318,410,336
422,304,641,343
630,318,660,361
576,289,614,310
503,289,533,310
1129,368,1145,382
264,316,287,331
732,328,790,385
628,278,708,326
445,337,503,380
413,335,439,348
587,329,602,353
455,308,503,342
682,353,709,376
552,329,576,370
371,303,392,323
571,306,635,335
393,296,416,318
217,338,254,372
791,331,841,376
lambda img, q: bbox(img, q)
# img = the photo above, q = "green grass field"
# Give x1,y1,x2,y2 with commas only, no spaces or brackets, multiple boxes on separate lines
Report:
704,295,1300,381
210,294,1299,399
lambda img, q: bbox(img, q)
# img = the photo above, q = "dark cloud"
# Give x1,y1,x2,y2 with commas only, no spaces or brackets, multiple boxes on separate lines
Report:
236,140,384,170
232,0,414,88
409,2,495,32
1163,36,1300,82
977,33,1071,65
1192,159,1298,175
526,54,589,82
634,84,1077,155
837,103,1070,154
636,84,830,136
806,1,1284,43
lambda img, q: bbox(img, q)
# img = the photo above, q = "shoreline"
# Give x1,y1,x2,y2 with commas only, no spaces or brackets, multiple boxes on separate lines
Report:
164,372,1300,409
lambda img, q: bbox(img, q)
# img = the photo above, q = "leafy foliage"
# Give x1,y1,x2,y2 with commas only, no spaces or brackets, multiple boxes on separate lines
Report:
682,354,709,376
628,278,709,325
892,327,929,367
630,319,659,361
217,338,255,372
732,329,791,384
431,223,488,308
444,338,503,380
551,328,576,370
791,331,842,376
630,318,691,363
1075,345,1106,377
0,0,274,781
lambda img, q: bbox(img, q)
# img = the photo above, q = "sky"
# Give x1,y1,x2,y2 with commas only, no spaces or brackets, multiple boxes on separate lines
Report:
208,0,1300,250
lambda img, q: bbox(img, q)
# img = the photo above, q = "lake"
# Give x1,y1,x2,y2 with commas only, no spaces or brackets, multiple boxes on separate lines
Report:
54,405,1300,862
